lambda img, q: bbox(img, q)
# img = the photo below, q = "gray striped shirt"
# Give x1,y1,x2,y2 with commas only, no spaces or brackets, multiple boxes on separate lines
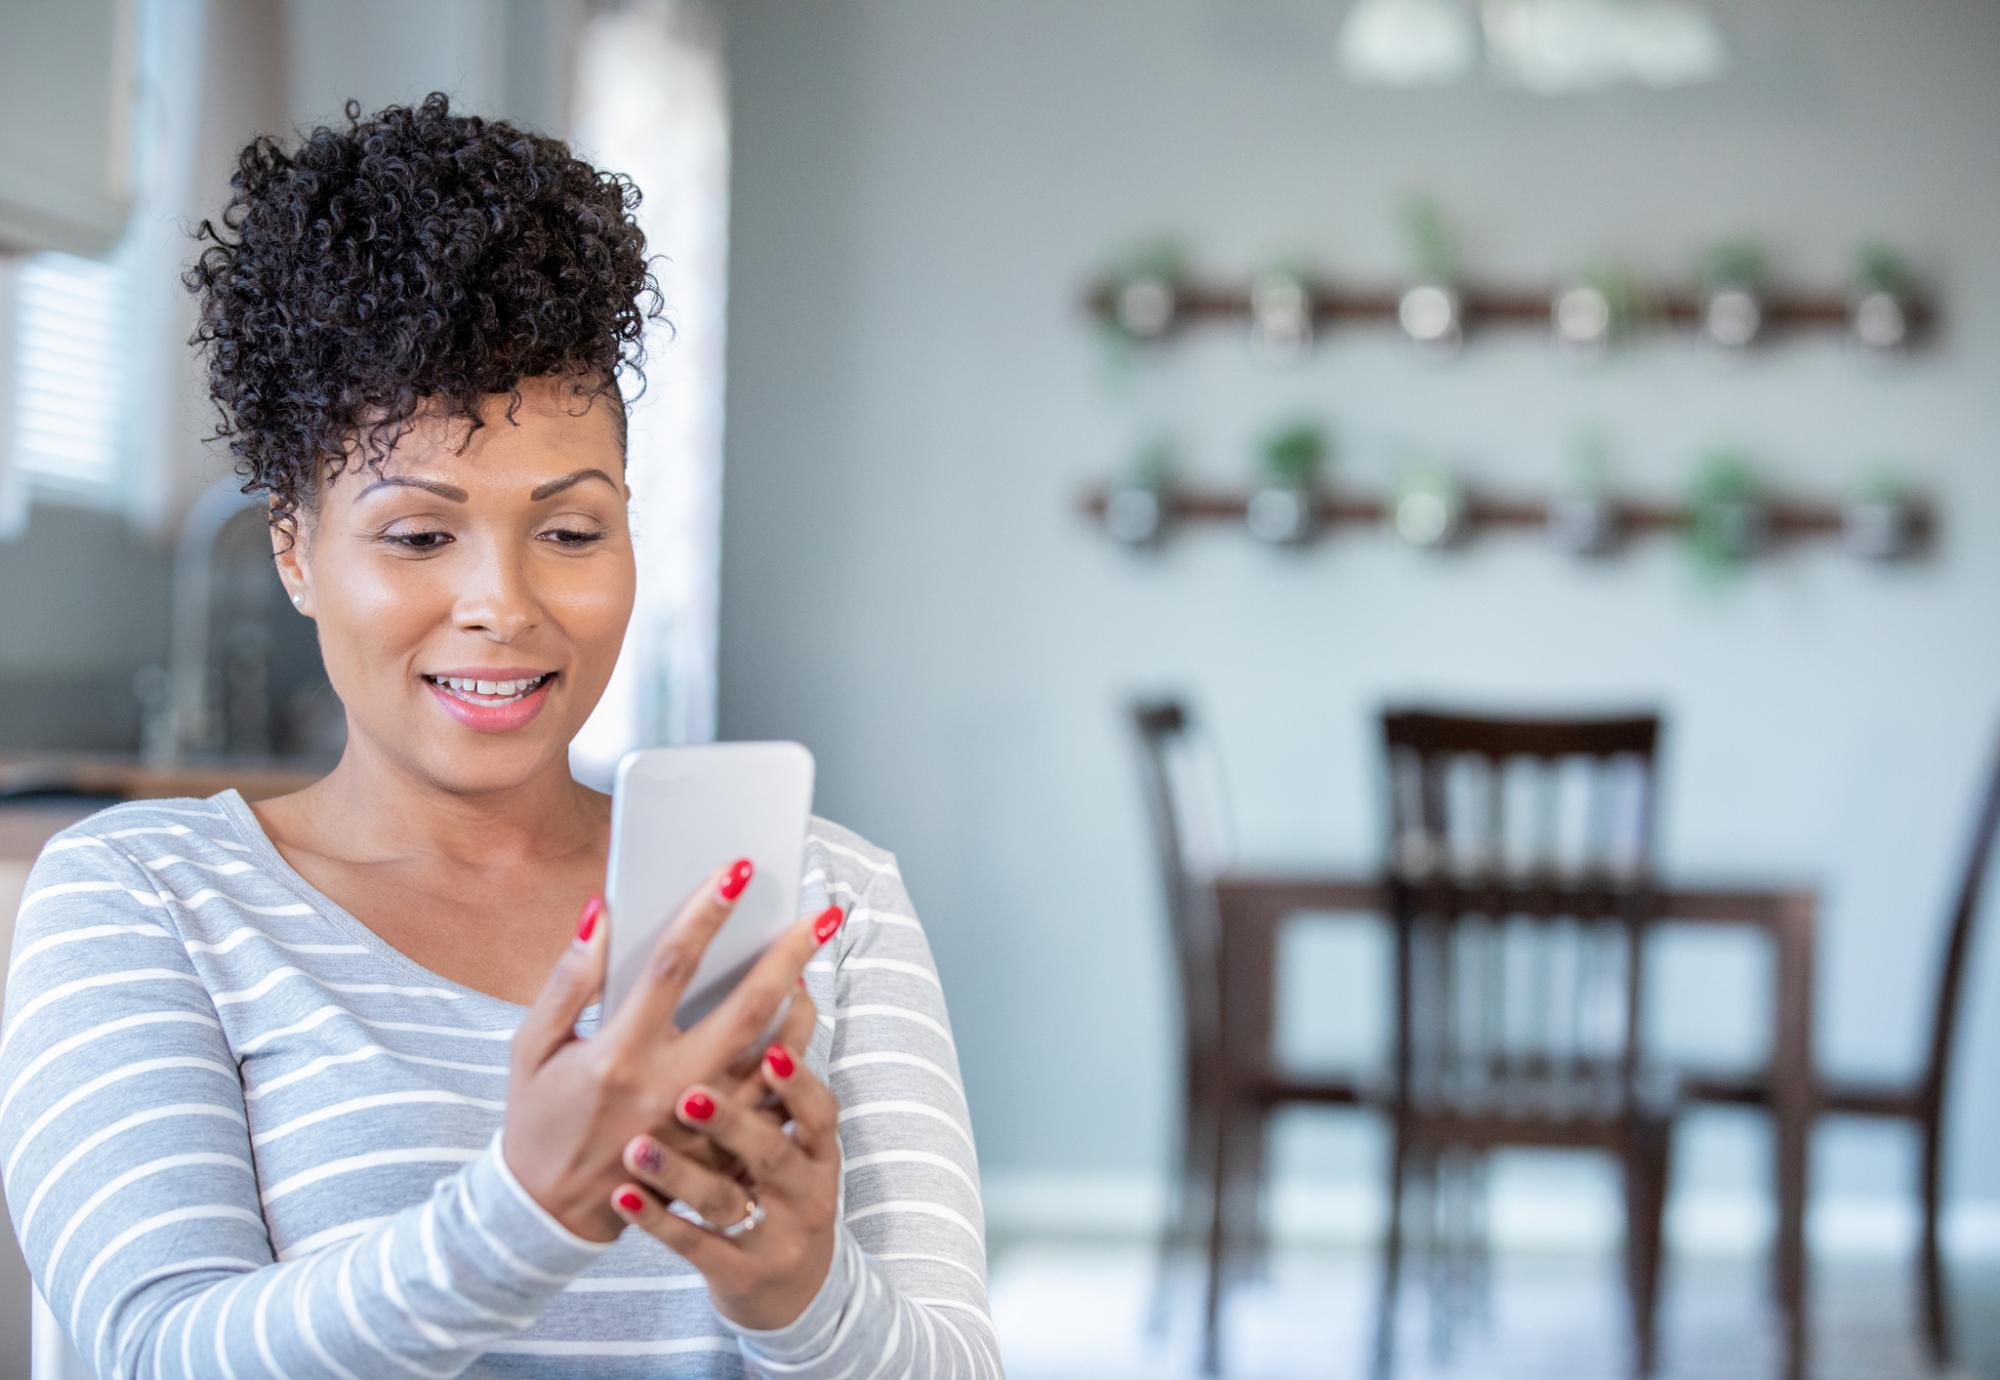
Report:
0,789,1000,1378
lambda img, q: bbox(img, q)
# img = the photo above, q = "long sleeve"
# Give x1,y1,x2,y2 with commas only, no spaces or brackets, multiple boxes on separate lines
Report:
722,846,1004,1378
0,826,611,1380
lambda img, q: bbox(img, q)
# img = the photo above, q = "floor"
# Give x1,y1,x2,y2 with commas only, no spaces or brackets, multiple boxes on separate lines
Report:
988,1241,1999,1380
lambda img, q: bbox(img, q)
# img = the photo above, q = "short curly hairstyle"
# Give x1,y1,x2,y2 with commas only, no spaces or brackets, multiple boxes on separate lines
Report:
183,92,665,534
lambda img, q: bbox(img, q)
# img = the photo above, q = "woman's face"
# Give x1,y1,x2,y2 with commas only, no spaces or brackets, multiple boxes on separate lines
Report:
274,375,636,796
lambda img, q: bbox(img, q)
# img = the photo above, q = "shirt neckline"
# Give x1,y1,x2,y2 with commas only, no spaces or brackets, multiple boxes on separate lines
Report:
209,786,601,1021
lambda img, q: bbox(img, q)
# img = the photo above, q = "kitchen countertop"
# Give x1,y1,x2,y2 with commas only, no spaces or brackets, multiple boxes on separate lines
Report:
0,804,99,858
0,752,328,800
0,754,329,860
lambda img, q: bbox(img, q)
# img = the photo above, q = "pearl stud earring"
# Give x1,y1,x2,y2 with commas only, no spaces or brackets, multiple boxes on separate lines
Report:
290,593,304,608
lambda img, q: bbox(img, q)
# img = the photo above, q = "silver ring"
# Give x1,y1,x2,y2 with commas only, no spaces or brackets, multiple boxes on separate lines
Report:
719,1196,764,1239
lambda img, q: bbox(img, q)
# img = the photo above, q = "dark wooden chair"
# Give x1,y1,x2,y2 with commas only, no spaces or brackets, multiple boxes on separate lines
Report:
1684,724,2000,1368
1126,698,1230,1340
1127,697,1361,1369
1375,708,1673,1378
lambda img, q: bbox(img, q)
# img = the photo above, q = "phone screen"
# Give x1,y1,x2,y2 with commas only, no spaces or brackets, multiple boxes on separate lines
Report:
602,741,816,1028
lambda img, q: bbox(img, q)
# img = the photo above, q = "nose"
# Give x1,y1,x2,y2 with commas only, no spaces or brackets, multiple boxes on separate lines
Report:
452,538,542,641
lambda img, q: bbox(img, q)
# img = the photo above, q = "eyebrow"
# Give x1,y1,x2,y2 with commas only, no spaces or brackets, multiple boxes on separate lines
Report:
529,468,620,501
354,469,619,503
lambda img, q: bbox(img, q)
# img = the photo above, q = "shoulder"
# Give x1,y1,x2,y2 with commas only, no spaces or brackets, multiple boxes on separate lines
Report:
17,795,247,930
6,800,234,993
29,794,239,872
803,813,903,902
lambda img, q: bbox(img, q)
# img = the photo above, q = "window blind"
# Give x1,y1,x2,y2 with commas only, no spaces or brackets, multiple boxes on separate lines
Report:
9,250,125,496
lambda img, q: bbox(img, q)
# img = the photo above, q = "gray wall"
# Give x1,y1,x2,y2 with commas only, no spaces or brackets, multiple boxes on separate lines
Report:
718,0,2000,1242
0,505,170,750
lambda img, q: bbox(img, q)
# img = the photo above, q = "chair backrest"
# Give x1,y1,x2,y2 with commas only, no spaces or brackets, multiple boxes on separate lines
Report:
1378,708,1664,1111
1380,710,1661,883
1126,697,1235,1057
1925,724,2000,1112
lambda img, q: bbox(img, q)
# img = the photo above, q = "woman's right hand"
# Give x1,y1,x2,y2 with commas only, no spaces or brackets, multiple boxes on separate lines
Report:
501,859,843,1242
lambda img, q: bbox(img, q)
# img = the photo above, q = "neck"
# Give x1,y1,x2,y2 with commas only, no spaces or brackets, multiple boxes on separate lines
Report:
297,728,605,870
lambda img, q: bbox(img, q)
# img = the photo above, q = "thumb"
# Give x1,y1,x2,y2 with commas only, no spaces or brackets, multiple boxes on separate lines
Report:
513,892,607,1073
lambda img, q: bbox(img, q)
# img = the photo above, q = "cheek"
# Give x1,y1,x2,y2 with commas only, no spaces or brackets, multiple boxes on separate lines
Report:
551,556,637,640
314,559,450,678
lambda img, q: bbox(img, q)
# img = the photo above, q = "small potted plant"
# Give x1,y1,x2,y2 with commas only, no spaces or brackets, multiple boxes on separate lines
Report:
1685,447,1768,576
1552,262,1647,362
1849,244,1916,355
1391,451,1467,550
1246,422,1328,546
1397,195,1463,357
1104,438,1176,549
1696,239,1767,353
1248,261,1316,363
1101,241,1188,347
1843,466,1924,562
1547,428,1623,557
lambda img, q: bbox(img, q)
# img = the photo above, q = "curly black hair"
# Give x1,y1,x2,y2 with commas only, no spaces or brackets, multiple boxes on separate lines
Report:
182,92,666,534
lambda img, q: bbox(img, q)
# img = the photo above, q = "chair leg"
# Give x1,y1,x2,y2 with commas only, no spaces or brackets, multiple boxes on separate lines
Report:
1432,1148,1468,1365
1424,1151,1454,1367
1623,1125,1671,1379
1919,1117,1953,1370
1372,1128,1410,1380
1466,1149,1493,1332
1149,1088,1215,1341
1239,1113,1273,1284
1443,1148,1492,1341
1200,1098,1230,1377
1218,1111,1268,1308
1201,1096,1271,1375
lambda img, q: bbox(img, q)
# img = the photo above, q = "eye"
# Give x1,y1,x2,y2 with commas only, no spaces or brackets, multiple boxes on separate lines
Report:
383,530,452,552
542,526,608,548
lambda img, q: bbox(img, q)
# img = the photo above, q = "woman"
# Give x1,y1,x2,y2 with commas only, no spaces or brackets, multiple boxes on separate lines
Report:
0,95,1000,1378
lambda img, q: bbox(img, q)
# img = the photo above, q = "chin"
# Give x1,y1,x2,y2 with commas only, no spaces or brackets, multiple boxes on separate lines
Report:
420,746,572,795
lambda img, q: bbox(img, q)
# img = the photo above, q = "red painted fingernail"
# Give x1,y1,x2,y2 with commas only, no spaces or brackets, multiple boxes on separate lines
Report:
615,1187,645,1214
812,906,844,945
764,1044,795,1079
629,1135,663,1174
718,859,753,902
574,893,603,945
680,1090,716,1122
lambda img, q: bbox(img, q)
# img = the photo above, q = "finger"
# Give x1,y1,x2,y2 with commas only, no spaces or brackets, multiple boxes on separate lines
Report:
723,985,816,1117
681,905,843,1073
623,1132,759,1226
774,979,820,1052
604,857,756,1050
759,1042,841,1162
610,1181,739,1273
675,1082,810,1201
644,1118,743,1176
512,893,607,1074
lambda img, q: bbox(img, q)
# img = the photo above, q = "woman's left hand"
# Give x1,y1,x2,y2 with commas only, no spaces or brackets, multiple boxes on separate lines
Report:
610,1040,842,1330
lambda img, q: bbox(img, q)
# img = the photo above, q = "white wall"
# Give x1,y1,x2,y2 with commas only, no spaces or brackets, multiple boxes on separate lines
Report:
281,0,580,134
717,0,2000,1248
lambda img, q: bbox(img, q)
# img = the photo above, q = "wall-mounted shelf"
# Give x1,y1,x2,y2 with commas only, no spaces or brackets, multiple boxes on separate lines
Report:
1077,483,1935,553
1078,279,1932,346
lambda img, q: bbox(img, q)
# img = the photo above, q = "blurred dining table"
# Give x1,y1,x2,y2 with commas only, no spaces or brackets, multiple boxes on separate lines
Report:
1211,867,1818,1380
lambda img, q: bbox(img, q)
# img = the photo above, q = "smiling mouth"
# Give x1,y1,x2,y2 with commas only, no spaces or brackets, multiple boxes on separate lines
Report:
421,672,557,705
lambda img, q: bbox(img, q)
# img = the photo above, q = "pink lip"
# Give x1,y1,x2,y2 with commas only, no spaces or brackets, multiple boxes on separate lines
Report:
423,674,556,733
425,666,553,680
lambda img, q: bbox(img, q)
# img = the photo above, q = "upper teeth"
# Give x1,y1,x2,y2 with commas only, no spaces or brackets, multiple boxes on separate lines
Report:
432,675,545,696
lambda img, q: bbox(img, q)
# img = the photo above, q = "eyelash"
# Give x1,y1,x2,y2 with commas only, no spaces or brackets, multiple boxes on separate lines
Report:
381,528,608,552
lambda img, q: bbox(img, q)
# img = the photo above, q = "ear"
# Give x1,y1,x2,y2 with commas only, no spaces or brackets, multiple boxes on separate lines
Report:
270,499,311,614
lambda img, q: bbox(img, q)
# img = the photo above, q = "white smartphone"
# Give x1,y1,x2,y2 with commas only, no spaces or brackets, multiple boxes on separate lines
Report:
603,741,816,1032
